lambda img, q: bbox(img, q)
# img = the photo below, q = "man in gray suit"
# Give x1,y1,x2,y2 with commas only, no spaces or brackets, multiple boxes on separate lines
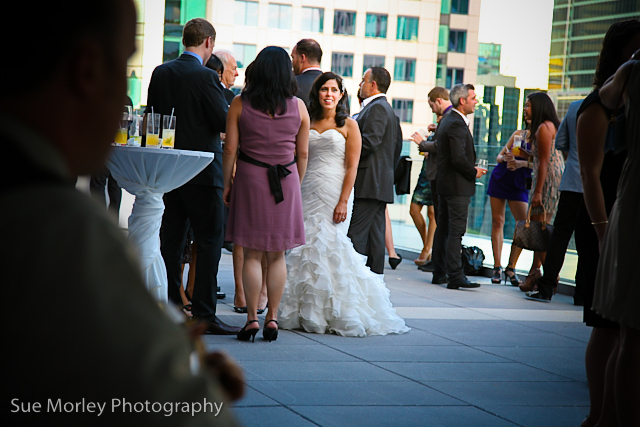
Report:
348,67,398,274
291,39,323,106
431,84,486,289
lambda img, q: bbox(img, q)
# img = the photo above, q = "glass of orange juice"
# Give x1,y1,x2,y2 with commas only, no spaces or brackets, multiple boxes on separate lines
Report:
162,116,176,149
146,113,161,148
512,134,523,157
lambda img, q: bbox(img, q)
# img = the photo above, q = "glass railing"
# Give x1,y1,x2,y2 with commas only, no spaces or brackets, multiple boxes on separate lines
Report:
388,143,578,283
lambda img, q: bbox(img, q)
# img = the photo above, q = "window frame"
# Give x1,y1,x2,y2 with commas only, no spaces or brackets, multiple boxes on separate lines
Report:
301,6,324,32
394,57,416,82
365,13,388,38
331,52,354,77
397,16,419,41
268,3,292,30
334,10,356,36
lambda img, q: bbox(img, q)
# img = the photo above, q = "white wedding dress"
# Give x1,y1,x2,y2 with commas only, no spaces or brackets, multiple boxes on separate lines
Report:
279,129,410,337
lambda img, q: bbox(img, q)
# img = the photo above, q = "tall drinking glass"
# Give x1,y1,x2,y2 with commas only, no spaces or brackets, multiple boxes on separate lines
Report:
162,116,176,149
146,113,161,148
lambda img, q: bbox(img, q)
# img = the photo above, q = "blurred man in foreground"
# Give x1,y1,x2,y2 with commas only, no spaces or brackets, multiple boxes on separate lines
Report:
1,1,242,425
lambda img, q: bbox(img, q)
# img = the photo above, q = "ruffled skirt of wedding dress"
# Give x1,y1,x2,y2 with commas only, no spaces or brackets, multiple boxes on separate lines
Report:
279,212,410,337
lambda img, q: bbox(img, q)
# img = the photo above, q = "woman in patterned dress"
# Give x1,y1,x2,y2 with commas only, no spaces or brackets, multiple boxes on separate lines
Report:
516,92,564,291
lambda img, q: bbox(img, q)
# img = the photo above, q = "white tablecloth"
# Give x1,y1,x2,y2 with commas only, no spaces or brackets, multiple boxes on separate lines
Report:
107,146,214,302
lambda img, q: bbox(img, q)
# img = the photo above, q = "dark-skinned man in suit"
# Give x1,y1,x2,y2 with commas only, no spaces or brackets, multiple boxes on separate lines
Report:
431,83,487,289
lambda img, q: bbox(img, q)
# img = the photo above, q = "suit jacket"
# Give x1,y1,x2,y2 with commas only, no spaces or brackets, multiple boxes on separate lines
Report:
418,109,452,181
354,96,398,203
146,53,229,187
223,87,235,105
295,69,323,106
435,109,477,197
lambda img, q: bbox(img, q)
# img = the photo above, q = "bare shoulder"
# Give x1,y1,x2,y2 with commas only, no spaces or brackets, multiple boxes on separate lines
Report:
296,97,310,120
342,117,360,140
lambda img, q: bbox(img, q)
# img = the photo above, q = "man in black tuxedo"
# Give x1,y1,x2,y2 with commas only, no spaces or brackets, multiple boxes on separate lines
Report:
146,19,240,334
291,39,323,106
431,84,486,289
348,67,398,274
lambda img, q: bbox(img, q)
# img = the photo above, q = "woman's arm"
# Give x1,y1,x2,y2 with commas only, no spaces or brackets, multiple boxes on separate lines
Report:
599,60,635,110
577,102,609,245
334,118,362,223
222,96,242,206
531,122,555,208
295,98,310,183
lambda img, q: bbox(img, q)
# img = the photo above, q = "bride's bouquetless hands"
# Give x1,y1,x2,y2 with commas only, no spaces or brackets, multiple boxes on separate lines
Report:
333,201,348,223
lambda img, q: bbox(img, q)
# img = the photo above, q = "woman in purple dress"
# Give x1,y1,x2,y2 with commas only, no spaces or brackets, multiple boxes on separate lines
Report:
487,130,531,284
223,46,310,342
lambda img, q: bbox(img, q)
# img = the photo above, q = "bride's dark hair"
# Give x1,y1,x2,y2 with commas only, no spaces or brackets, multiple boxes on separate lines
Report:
308,72,349,127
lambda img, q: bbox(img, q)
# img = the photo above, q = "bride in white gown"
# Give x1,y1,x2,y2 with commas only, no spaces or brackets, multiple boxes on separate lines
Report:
279,72,409,337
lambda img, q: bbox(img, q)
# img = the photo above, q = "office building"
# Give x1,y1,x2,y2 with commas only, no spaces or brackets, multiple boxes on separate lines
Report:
547,0,639,118
478,42,501,75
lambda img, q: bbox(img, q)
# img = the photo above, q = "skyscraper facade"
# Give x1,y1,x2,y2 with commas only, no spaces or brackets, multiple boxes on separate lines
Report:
547,0,639,118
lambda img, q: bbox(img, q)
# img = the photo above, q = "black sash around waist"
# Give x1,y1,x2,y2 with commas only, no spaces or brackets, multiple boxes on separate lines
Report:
238,151,296,204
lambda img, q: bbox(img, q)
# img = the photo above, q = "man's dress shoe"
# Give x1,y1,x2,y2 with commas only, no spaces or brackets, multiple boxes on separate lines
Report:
206,318,242,335
419,261,434,272
447,279,480,290
432,274,448,284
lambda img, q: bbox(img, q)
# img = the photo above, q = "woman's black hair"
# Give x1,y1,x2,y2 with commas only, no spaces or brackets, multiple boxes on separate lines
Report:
526,92,560,140
593,19,640,89
205,54,224,75
308,72,349,127
242,46,297,116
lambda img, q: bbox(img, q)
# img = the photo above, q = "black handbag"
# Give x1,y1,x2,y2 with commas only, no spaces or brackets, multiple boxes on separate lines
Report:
461,245,485,275
512,204,554,252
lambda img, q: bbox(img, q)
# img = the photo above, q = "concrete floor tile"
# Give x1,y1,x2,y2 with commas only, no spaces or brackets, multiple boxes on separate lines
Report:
247,381,463,406
218,344,359,362
330,345,507,363
232,406,319,427
296,328,446,346
291,405,519,427
481,405,590,427
429,331,587,347
240,361,407,382
233,386,281,407
375,362,569,382
422,381,589,406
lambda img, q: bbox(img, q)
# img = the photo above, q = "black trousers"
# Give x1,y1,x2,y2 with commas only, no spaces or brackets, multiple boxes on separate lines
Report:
161,184,223,322
348,198,386,274
537,191,584,297
90,169,122,217
432,194,470,283
430,179,439,220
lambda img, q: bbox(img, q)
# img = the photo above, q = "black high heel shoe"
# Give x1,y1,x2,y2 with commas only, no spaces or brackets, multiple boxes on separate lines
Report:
504,267,522,287
491,267,502,284
389,253,402,270
237,320,259,342
263,319,279,342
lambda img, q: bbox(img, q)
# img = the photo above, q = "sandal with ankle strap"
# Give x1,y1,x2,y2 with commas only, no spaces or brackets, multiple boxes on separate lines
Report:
237,320,259,342
263,319,279,342
504,267,522,286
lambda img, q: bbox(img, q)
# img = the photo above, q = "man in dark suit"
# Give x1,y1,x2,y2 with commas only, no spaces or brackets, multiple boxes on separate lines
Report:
411,87,452,272
431,83,486,289
146,18,240,334
215,49,239,105
291,39,323,106
348,67,398,274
